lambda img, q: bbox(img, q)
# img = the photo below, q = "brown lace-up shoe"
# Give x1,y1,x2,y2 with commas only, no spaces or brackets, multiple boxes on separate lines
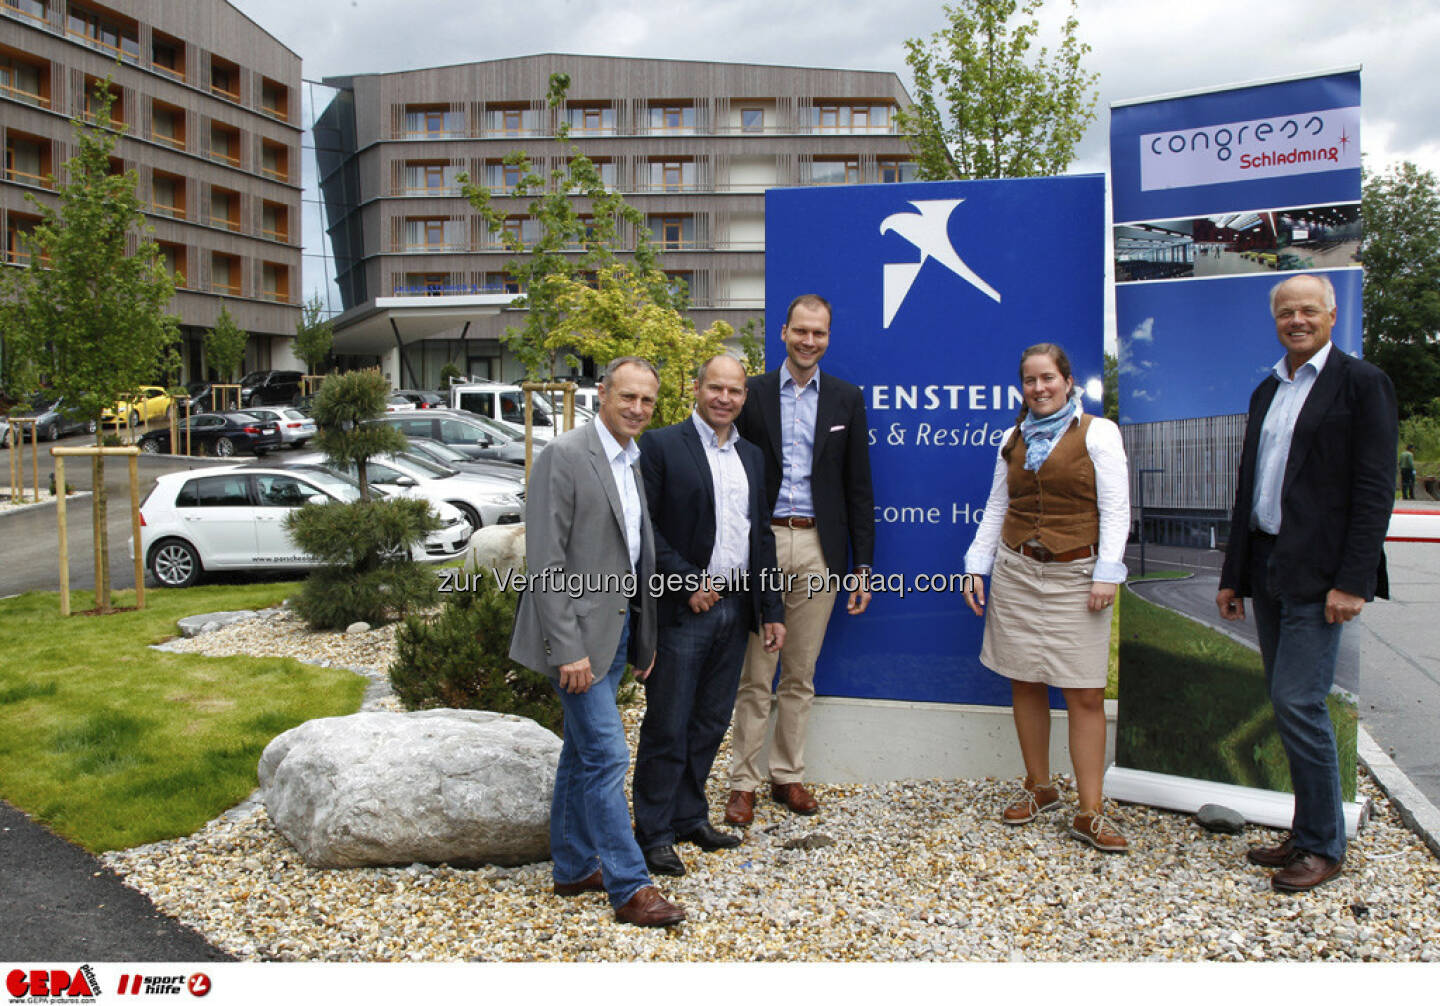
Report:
614,886,686,927
553,868,604,897
771,781,819,815
1246,836,1296,869
1001,778,1061,825
1068,811,1129,853
724,789,756,826
1271,852,1343,893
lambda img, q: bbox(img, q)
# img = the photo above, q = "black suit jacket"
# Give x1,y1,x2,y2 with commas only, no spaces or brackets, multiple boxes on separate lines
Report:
1219,346,1397,602
639,417,784,631
734,367,875,575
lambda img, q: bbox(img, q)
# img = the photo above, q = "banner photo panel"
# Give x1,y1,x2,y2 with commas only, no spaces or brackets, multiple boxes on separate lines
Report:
764,175,1105,705
1110,69,1362,802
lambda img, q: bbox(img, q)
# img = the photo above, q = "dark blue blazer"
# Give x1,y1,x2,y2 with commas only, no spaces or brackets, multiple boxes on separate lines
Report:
1219,347,1397,602
639,416,783,631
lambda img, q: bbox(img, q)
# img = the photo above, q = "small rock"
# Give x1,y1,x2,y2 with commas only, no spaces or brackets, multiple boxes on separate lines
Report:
1195,804,1245,834
345,621,371,635
783,833,835,851
177,610,258,638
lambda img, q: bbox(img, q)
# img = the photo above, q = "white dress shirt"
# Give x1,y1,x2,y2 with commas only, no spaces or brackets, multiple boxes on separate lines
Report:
691,410,751,580
964,402,1131,584
1252,340,1333,535
595,419,642,572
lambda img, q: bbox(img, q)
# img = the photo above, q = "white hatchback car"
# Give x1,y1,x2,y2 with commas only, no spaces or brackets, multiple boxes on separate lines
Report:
135,466,472,587
237,406,316,448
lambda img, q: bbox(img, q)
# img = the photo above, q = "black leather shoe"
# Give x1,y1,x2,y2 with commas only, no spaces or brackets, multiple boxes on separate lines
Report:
677,820,742,851
643,844,686,877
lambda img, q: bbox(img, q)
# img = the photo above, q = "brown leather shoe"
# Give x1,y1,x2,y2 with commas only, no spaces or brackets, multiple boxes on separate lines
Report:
1271,852,1343,893
1068,811,1129,853
553,868,604,897
614,885,686,927
724,789,756,826
771,781,819,815
1001,778,1061,825
1246,836,1296,869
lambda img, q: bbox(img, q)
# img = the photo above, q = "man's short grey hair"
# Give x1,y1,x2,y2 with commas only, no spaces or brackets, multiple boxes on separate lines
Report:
695,353,745,384
599,356,659,385
1269,273,1336,317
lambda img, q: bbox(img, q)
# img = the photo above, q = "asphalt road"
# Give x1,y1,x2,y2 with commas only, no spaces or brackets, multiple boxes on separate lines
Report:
1124,531,1440,810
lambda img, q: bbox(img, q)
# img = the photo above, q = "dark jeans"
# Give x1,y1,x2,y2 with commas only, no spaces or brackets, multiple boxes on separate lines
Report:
633,593,749,850
1249,535,1347,862
550,615,651,908
1401,470,1415,500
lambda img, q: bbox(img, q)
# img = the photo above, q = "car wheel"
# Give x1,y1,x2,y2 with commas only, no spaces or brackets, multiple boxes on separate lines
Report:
44,422,60,442
214,437,236,457
129,410,141,427
149,539,201,588
452,502,481,535
85,419,97,435
140,438,161,455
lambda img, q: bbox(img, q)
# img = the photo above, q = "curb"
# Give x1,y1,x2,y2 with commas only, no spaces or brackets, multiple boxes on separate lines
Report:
1357,724,1440,860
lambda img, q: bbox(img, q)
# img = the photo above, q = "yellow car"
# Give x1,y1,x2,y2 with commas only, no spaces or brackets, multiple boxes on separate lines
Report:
102,386,174,428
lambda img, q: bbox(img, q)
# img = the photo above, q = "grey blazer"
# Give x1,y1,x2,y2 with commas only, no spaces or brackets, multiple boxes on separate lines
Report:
509,421,657,682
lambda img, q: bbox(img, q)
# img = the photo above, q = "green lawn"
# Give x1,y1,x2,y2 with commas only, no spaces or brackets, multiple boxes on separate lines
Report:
0,584,366,852
1116,584,1357,799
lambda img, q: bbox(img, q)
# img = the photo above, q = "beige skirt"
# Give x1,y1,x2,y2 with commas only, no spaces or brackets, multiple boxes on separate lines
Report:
979,545,1112,689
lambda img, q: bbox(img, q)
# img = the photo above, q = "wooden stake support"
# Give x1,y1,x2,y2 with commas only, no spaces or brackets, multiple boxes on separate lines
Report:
520,381,577,480
52,445,143,616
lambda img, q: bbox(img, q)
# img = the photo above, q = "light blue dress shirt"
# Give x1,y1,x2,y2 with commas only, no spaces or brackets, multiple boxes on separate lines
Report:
595,419,642,572
775,367,820,519
1252,340,1334,535
690,410,751,579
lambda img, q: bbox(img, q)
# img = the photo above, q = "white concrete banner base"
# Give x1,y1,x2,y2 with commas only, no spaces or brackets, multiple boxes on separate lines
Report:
1103,764,1369,838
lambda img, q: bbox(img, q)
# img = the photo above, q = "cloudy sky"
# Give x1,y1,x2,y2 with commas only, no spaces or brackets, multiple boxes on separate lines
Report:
227,0,1440,311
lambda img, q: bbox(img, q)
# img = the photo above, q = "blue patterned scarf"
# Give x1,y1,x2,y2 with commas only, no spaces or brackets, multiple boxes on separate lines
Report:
1020,396,1079,472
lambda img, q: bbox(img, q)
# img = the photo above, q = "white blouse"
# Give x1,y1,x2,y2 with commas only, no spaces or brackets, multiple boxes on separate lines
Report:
963,405,1131,584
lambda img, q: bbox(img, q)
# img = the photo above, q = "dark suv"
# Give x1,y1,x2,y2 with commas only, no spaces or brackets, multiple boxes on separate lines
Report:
238,370,303,407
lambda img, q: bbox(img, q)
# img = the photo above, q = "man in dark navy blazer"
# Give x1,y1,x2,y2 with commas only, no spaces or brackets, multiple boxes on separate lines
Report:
724,293,875,823
1217,273,1397,893
632,355,786,876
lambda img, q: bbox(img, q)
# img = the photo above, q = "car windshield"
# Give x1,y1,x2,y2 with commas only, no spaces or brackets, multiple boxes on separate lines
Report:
240,374,264,387
416,439,468,463
467,413,521,442
293,469,362,503
386,452,454,480
282,409,306,421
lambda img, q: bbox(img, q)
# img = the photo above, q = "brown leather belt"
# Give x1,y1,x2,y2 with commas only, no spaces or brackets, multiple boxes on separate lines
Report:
771,516,816,529
1016,542,1097,563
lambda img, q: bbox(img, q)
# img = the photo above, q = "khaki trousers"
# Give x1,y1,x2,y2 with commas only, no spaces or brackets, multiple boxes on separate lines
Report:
728,526,838,789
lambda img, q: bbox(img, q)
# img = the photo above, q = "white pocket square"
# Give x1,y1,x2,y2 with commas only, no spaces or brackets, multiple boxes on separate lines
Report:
829,424,846,432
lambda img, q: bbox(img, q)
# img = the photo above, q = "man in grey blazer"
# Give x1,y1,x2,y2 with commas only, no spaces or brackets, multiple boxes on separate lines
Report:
509,356,684,927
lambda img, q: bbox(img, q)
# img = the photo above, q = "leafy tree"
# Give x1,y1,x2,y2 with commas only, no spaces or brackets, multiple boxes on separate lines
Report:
1103,351,1118,422
293,294,334,375
0,81,178,611
461,71,672,379
549,265,734,426
309,369,407,499
897,0,1099,180
1360,161,1440,418
203,305,247,382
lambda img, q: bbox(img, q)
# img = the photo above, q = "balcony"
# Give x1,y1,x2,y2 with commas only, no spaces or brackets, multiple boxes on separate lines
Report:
260,78,289,122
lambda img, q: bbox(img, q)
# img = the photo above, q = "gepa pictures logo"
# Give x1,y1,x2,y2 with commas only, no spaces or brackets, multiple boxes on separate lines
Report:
6,965,99,1002
879,198,1001,328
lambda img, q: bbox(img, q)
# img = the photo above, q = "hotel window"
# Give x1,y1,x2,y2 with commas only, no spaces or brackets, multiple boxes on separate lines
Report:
484,160,524,193
210,253,241,296
741,108,765,133
261,262,290,303
210,187,240,232
811,103,894,133
649,105,695,133
404,218,464,251
151,101,185,150
260,78,289,122
486,272,522,294
157,241,186,288
568,105,614,134
261,201,288,242
151,170,186,219
209,123,241,166
405,104,464,137
878,159,918,183
647,215,694,250
260,140,289,181
67,3,140,63
82,76,124,125
811,158,859,185
0,54,48,108
209,56,239,101
4,132,51,188
649,159,695,191
150,32,184,81
486,106,539,136
403,273,449,296
403,161,459,194
5,212,41,265
498,216,538,247
4,1,47,21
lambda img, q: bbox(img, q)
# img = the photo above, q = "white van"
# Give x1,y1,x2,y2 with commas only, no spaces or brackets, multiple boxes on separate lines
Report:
448,381,585,437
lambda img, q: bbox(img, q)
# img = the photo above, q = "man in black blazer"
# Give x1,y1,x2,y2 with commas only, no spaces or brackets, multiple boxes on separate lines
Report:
1217,273,1397,893
633,355,785,876
724,293,875,824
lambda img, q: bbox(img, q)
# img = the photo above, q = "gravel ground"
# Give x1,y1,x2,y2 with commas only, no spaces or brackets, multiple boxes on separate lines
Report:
103,608,1440,962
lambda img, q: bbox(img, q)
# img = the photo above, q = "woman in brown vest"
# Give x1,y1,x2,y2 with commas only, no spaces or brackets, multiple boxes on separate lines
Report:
962,343,1132,852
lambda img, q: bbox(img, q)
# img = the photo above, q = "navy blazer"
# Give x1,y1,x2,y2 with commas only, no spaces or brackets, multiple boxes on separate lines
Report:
734,367,875,576
639,416,783,631
1219,347,1397,602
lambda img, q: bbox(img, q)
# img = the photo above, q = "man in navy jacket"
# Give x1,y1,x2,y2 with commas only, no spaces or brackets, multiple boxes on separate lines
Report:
1217,274,1397,893
633,355,785,876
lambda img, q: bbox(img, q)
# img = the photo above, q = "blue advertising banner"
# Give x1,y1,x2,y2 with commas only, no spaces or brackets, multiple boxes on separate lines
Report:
764,176,1105,706
1109,69,1364,803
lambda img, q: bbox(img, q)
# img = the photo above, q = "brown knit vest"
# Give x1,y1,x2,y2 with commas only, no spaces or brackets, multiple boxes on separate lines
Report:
1001,413,1100,554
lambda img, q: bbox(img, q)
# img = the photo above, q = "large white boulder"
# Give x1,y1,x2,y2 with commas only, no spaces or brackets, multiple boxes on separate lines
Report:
258,709,559,868
463,523,525,575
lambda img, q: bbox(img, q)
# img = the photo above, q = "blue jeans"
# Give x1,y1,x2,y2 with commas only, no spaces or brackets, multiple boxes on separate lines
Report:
550,615,651,908
1249,536,1347,862
633,594,749,849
